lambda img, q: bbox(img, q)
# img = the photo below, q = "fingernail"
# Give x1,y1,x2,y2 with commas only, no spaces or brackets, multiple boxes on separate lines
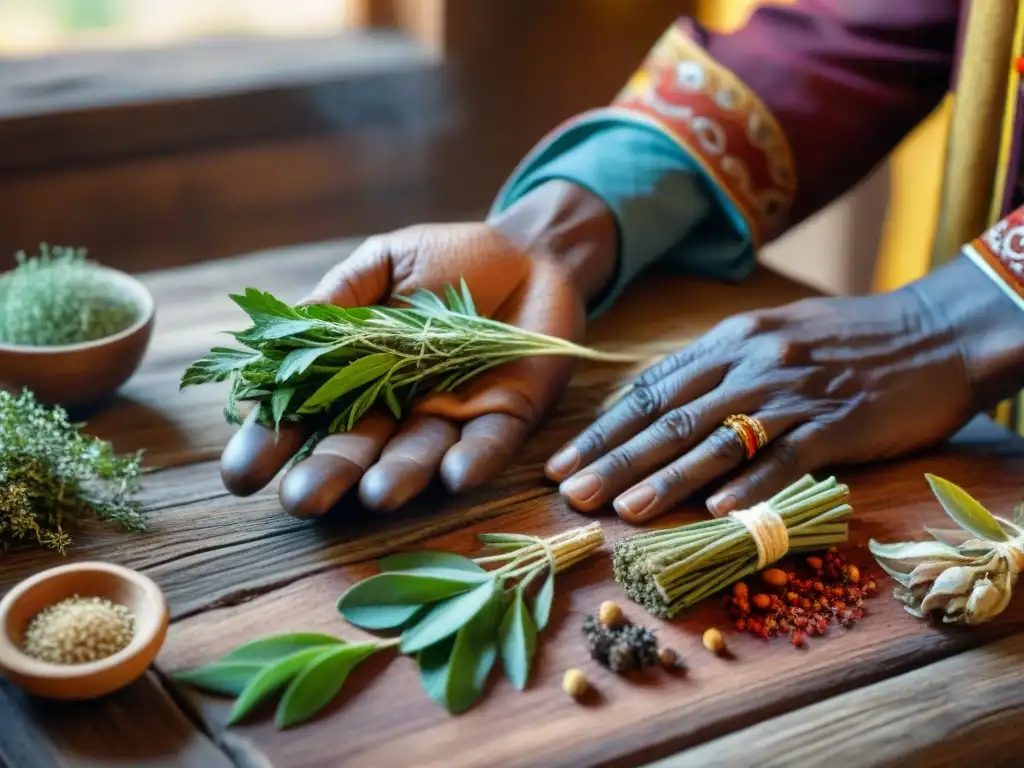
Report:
707,493,738,517
560,472,601,503
546,447,580,480
614,484,656,518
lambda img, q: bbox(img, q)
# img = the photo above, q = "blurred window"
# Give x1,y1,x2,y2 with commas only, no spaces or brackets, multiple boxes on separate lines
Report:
0,0,362,57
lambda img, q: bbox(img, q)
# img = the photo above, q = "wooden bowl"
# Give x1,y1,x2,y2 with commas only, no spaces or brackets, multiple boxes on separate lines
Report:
0,266,155,408
0,562,168,700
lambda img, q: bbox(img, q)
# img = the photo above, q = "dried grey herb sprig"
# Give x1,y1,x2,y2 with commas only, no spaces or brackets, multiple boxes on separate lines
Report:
870,474,1024,626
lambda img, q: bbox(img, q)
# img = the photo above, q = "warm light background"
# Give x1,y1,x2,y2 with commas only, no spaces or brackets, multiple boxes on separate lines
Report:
0,0,951,295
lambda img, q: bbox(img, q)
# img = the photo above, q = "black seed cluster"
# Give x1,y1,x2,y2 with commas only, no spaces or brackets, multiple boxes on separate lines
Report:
581,614,659,673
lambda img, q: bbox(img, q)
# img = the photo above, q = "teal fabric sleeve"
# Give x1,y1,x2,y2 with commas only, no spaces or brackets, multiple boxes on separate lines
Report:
489,114,755,316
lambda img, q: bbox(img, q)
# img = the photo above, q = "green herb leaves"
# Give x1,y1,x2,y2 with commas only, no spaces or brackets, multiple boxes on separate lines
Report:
181,282,632,455
0,389,143,554
174,633,389,728
177,524,604,728
924,473,1009,542
499,590,537,690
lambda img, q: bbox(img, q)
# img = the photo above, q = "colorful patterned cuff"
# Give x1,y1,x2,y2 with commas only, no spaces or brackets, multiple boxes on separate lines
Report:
963,206,1024,312
612,21,797,246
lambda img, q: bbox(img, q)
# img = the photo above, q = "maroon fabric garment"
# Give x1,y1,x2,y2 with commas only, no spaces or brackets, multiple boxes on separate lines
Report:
685,0,961,230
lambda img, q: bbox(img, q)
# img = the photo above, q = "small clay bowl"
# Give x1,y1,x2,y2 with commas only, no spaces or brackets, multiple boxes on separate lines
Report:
0,561,168,700
0,266,155,408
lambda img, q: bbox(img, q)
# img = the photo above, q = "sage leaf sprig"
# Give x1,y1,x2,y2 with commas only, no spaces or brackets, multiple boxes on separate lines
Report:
613,475,852,618
177,523,604,726
869,474,1024,626
338,522,604,713
174,632,396,728
179,283,633,459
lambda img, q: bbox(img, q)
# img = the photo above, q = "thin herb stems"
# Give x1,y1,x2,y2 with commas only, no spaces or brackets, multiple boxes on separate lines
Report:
613,475,853,618
181,283,635,459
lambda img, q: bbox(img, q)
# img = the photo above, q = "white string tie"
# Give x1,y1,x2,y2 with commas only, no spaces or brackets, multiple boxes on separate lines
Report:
729,502,789,569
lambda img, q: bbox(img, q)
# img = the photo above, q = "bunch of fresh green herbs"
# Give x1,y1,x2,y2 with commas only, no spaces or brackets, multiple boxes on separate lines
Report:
176,522,603,726
0,389,144,553
181,283,631,458
613,475,852,618
0,244,139,346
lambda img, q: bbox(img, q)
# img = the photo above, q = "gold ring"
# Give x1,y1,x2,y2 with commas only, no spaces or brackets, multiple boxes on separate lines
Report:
723,414,769,459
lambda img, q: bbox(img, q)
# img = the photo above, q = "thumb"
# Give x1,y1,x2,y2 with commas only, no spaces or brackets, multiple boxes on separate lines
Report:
299,238,393,308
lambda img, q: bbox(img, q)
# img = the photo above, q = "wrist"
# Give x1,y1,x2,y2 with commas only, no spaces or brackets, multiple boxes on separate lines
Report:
489,180,617,304
909,254,1024,410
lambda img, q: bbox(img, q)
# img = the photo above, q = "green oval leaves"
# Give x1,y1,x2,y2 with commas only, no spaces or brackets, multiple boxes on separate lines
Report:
276,643,378,728
378,551,486,575
533,569,554,630
228,647,327,725
400,579,498,654
499,589,537,690
221,633,343,664
417,596,502,714
176,633,387,729
338,571,480,630
925,474,1009,542
174,661,266,697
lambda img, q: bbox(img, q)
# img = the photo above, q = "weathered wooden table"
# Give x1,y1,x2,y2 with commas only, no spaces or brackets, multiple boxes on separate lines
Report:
2,240,1024,768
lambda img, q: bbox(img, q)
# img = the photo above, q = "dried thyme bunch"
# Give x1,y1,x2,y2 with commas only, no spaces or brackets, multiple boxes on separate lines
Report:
0,244,139,346
613,475,852,618
0,389,144,553
870,475,1024,626
181,282,633,459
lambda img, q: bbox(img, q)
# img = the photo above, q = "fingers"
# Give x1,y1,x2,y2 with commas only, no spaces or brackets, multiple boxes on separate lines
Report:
300,238,393,307
440,412,533,493
546,362,725,482
706,422,830,517
558,390,758,513
220,410,311,496
358,415,460,512
278,410,397,518
610,409,808,524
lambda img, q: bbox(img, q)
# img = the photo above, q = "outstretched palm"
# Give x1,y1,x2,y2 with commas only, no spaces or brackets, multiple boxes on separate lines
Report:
219,222,585,516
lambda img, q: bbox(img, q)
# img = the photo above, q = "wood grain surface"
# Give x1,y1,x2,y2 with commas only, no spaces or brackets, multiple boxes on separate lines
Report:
1,239,1022,768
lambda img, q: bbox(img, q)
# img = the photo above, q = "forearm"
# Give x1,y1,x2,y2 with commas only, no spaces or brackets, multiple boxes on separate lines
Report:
911,255,1024,410
489,180,617,305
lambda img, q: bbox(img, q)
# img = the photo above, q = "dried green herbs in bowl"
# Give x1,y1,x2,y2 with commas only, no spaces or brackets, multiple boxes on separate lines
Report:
0,245,155,407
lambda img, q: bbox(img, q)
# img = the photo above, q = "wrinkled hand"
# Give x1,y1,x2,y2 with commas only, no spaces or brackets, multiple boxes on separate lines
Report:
220,223,586,516
547,286,976,523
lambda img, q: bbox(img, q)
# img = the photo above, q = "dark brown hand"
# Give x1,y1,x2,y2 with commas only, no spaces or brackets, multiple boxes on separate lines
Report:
547,255,1024,523
219,181,617,516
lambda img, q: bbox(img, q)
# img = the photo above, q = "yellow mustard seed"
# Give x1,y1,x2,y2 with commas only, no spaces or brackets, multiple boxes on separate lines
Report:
702,627,726,655
658,646,680,668
562,668,589,699
22,595,134,665
598,600,624,628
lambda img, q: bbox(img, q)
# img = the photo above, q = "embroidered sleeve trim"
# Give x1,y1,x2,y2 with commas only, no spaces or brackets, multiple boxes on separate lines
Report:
963,205,1024,312
611,22,796,246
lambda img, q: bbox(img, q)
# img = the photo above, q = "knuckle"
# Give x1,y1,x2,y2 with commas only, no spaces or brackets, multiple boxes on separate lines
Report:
710,427,745,461
626,384,664,420
601,448,636,477
758,337,803,369
653,464,687,495
636,354,685,387
720,312,773,340
657,408,697,443
770,439,801,473
576,427,607,458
